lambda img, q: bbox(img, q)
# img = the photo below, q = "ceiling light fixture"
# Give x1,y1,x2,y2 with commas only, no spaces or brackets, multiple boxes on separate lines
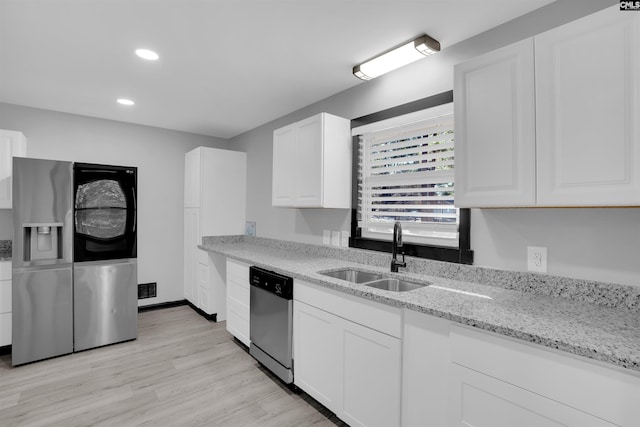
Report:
135,48,159,61
117,98,135,106
353,34,441,81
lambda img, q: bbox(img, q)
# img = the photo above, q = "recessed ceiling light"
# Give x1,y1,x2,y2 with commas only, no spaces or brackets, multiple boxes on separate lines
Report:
135,48,159,61
117,98,135,106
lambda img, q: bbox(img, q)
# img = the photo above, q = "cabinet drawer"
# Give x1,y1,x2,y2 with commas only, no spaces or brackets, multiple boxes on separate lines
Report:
448,363,616,427
0,280,11,313
295,280,401,338
227,279,249,306
0,312,11,346
226,298,250,347
0,261,10,280
450,325,640,426
196,249,209,265
226,259,249,285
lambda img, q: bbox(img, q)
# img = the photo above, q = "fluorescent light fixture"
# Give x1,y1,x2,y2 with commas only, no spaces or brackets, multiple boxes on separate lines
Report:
353,34,440,81
117,98,135,106
135,48,159,61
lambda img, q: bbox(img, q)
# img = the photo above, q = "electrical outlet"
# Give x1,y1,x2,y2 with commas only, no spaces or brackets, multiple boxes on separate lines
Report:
527,247,547,273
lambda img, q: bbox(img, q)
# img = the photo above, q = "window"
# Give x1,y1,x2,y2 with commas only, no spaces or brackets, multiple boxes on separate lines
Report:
350,91,473,264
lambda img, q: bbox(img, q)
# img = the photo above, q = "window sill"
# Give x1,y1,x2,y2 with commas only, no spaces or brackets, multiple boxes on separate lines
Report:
349,237,474,265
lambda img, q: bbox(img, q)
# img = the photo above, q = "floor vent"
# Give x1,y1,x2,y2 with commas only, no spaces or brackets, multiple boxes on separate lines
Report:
138,282,157,299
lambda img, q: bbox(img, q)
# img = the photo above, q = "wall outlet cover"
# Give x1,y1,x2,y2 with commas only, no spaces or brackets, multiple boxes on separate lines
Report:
527,246,548,273
245,221,256,236
340,231,349,247
323,230,331,245
331,230,340,246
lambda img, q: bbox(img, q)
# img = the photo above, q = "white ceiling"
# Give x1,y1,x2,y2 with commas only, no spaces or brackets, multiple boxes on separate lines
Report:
0,0,554,139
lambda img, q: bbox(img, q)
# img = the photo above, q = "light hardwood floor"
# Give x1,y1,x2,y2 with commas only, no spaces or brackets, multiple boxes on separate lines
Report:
0,305,347,426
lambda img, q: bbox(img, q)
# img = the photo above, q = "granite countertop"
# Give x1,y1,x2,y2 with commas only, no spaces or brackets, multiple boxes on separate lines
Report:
200,237,640,374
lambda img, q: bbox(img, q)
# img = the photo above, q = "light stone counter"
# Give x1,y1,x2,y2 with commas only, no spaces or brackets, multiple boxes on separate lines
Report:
200,236,640,374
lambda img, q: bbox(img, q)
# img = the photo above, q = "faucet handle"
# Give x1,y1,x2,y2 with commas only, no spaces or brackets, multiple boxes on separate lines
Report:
398,252,406,268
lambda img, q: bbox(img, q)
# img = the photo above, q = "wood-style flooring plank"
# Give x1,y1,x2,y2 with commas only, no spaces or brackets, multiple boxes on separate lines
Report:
0,306,346,427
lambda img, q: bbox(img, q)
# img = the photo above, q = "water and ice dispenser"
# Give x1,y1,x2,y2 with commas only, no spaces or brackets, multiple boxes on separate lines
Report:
23,223,64,262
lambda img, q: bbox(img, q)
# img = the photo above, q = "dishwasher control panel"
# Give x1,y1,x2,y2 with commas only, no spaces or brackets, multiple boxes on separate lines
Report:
249,266,293,299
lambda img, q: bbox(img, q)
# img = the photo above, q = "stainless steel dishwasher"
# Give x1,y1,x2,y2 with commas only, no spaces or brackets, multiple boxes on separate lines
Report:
249,266,294,384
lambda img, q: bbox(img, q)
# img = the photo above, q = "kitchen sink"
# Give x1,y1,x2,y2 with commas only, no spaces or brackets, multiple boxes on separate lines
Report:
319,268,428,292
320,269,383,283
364,278,427,292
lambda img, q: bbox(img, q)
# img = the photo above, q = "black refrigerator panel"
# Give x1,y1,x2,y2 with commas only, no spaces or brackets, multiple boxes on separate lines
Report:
73,162,137,262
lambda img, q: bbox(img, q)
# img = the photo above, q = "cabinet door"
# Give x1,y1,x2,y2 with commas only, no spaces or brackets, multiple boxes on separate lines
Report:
536,7,640,206
200,148,247,236
196,255,210,313
448,364,616,427
272,125,297,206
0,270,11,345
294,114,323,206
293,300,342,414
184,148,201,208
226,259,250,346
0,280,11,314
183,208,199,305
0,312,11,346
401,310,450,427
454,39,536,207
341,320,401,427
0,130,27,209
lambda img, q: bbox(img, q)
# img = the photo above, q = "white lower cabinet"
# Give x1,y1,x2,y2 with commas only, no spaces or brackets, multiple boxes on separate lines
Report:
341,318,401,427
447,325,640,427
401,309,450,427
288,277,640,427
0,261,11,346
197,254,211,313
449,364,615,427
225,259,250,346
293,280,402,427
293,301,342,411
183,207,199,305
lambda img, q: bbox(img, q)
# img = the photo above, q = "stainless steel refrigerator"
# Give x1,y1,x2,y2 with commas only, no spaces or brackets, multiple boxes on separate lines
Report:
12,157,138,366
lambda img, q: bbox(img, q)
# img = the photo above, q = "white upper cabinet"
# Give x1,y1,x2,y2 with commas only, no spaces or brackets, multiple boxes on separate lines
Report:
183,147,201,208
455,6,640,207
272,125,297,206
535,7,640,206
0,129,27,209
272,112,351,208
454,39,536,207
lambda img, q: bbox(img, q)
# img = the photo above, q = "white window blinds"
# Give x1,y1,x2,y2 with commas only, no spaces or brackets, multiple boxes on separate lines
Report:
353,102,458,247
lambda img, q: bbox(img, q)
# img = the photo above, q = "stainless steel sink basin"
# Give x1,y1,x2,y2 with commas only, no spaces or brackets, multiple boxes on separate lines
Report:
319,268,428,292
364,278,427,292
320,269,383,284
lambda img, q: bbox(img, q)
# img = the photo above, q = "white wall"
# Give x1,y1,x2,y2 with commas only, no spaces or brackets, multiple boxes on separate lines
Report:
231,0,640,287
0,102,229,305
